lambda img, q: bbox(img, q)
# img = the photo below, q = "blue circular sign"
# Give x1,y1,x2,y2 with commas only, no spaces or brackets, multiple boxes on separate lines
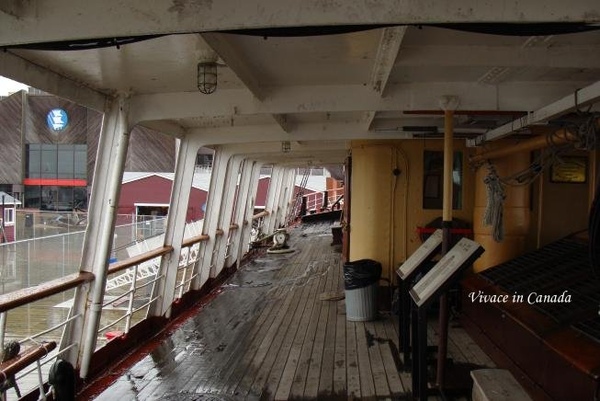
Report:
46,108,69,131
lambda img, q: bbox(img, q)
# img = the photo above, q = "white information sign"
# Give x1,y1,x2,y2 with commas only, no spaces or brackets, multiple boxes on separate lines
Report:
410,238,483,307
397,229,443,280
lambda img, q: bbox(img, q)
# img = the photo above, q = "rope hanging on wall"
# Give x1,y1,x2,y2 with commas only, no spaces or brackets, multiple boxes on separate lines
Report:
483,163,506,242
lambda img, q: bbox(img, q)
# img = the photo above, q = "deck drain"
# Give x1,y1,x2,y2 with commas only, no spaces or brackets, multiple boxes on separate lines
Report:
163,393,234,401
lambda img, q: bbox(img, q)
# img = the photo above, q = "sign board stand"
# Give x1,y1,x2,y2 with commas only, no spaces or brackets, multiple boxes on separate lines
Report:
396,229,443,368
409,238,484,401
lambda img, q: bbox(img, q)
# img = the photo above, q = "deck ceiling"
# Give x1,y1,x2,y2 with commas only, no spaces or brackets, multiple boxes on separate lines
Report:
1,1,600,165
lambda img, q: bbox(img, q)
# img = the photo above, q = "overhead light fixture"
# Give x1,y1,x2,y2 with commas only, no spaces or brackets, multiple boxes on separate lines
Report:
282,141,291,153
197,62,218,94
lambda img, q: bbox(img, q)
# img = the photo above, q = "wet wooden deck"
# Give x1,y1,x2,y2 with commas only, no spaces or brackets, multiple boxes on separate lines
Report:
90,222,494,401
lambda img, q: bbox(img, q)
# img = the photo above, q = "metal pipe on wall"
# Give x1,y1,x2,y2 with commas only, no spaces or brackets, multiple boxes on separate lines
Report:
469,129,576,164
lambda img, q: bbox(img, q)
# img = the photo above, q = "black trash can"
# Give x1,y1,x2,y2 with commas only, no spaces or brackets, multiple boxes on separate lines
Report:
343,259,382,321
25,213,33,228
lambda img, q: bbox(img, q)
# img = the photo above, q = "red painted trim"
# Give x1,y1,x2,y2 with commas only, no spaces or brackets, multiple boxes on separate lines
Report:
23,178,87,186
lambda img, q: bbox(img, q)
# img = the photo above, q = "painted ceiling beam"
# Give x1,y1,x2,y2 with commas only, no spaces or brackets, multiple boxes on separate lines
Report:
200,33,264,100
0,50,107,111
468,79,600,146
370,26,407,95
402,44,600,70
1,0,599,47
364,26,407,130
186,120,420,145
477,36,556,85
138,120,187,138
130,82,585,124
201,32,292,133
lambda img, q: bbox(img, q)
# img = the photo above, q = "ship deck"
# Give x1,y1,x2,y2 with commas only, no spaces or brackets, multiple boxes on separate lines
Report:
86,222,494,401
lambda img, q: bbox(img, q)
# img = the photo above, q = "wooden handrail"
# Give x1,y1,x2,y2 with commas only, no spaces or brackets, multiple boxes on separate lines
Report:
182,234,210,248
107,246,174,275
252,211,269,220
0,342,57,379
0,273,94,314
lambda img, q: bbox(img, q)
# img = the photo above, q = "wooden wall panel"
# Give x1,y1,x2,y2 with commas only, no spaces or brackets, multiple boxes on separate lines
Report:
25,95,88,144
125,126,175,172
0,92,24,184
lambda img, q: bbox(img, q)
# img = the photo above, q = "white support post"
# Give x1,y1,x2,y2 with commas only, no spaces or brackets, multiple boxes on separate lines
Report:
278,169,296,227
239,162,264,262
213,154,244,275
148,135,202,318
273,168,291,229
194,148,232,288
264,166,284,234
226,159,254,267
272,167,293,231
67,95,132,378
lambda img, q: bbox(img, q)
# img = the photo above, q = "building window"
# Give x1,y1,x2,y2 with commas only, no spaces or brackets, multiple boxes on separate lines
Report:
3,208,14,226
423,150,463,210
26,144,87,180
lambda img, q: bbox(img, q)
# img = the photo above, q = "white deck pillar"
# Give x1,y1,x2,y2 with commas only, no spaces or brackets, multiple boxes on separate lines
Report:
195,148,232,288
67,95,132,378
213,154,244,275
278,168,296,227
238,161,264,264
264,165,284,234
149,134,202,318
226,159,256,267
271,167,293,230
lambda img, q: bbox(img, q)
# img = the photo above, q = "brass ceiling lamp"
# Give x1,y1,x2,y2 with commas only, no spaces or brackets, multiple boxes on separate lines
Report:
197,62,218,94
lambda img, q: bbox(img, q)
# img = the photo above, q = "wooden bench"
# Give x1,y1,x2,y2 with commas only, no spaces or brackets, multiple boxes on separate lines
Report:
471,369,532,401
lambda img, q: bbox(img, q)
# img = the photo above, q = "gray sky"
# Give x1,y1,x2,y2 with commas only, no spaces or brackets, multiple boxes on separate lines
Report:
0,76,28,96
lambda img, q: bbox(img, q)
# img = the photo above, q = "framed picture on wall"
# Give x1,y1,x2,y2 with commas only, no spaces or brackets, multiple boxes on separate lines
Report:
550,156,587,183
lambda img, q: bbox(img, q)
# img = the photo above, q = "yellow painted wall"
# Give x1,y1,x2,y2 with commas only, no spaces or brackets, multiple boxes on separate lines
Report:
536,150,590,247
472,148,531,272
349,139,475,281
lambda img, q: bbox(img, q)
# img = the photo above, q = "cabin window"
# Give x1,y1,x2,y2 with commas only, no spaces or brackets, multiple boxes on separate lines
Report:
3,208,14,226
422,150,463,210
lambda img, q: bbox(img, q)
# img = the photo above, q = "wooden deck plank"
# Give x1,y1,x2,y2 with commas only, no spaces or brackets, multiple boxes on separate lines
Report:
230,250,318,395
383,313,412,393
191,271,295,394
195,249,311,394
287,260,330,398
373,317,404,397
243,249,320,398
183,258,298,392
260,267,322,400
274,260,329,400
318,258,341,397
259,236,330,399
364,320,391,398
346,318,362,400
333,303,347,397
355,322,376,400
305,256,338,398
232,267,312,396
